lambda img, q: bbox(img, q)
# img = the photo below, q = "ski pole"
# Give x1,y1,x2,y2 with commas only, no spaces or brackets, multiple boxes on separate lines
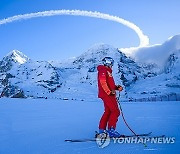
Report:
117,92,147,147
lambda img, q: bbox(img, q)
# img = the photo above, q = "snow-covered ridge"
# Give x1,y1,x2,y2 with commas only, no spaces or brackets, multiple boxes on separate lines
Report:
0,35,180,100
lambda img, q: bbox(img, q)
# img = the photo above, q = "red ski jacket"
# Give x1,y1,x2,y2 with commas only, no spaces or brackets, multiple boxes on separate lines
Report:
97,65,117,98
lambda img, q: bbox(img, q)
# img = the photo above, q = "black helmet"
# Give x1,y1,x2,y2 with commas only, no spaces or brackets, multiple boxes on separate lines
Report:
102,57,114,67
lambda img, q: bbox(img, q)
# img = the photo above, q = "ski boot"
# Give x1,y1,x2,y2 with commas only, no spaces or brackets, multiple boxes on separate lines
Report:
95,129,107,138
107,127,124,138
95,129,109,142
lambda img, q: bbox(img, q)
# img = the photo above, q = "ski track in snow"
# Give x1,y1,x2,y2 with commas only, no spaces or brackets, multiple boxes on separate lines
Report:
0,98,180,154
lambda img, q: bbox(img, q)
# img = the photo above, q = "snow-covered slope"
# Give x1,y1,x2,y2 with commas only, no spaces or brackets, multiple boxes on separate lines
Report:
0,98,179,153
0,35,180,100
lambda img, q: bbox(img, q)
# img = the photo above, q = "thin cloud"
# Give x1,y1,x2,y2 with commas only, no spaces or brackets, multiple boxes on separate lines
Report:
0,9,149,47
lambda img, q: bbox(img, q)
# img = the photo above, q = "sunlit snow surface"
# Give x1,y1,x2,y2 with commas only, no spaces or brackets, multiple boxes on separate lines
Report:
0,98,180,154
6,50,29,64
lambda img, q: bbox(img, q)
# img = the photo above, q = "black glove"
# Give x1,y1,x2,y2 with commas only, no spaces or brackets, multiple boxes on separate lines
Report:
116,85,123,91
110,90,116,95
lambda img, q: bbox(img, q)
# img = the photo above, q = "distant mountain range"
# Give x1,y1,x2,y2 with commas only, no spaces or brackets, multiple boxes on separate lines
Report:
0,35,180,101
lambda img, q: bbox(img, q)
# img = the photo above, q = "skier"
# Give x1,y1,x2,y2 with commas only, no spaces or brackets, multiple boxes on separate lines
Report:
97,57,123,138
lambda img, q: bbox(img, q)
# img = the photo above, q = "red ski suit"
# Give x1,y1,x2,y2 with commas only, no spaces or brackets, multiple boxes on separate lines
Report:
97,65,120,130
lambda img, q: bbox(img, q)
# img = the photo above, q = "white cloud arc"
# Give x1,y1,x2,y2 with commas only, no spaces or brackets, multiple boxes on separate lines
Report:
0,9,149,47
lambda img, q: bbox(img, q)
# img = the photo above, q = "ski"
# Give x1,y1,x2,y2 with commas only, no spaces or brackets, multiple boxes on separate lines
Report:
65,139,96,142
99,131,152,138
65,135,165,143
65,132,153,142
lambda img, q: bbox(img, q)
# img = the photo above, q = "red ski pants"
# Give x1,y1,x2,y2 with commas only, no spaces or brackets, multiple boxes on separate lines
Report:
99,95,120,130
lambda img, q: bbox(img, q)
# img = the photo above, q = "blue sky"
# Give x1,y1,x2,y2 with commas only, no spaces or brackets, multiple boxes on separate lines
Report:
0,0,180,61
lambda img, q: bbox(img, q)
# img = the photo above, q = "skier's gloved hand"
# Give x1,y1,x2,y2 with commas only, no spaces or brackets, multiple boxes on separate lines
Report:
110,90,116,95
117,85,123,91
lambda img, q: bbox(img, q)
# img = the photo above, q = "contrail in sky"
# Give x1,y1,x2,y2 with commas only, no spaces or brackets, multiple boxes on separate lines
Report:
0,9,150,47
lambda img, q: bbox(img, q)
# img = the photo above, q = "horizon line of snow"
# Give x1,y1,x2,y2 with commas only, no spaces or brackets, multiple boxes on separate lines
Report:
0,9,150,47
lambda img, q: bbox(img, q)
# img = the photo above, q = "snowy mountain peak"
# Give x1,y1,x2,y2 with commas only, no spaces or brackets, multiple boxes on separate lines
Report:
5,50,29,64
0,50,30,73
83,43,119,57
71,43,120,70
168,34,180,42
87,43,116,51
